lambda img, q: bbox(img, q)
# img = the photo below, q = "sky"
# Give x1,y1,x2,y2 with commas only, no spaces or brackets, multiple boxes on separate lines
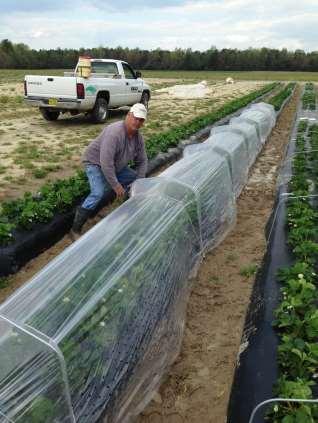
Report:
1,0,318,52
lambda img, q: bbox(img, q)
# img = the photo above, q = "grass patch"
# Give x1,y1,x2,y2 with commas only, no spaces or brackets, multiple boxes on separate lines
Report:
0,277,9,289
226,253,239,263
209,275,220,283
13,144,42,160
0,96,9,104
32,168,48,178
43,164,62,172
239,264,258,277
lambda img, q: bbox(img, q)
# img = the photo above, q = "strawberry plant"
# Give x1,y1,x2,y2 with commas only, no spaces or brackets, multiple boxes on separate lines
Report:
268,83,296,111
269,377,318,423
271,113,318,421
0,222,15,245
277,335,318,379
302,83,316,111
0,170,89,244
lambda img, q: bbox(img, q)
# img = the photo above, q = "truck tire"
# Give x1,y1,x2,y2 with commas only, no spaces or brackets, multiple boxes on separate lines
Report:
140,91,149,110
39,108,60,121
91,97,108,123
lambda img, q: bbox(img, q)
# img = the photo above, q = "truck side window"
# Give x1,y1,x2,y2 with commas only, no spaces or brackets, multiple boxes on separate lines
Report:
122,63,136,79
91,62,119,75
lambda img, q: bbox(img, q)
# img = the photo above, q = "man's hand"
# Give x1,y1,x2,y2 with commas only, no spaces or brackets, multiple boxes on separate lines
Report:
114,183,125,198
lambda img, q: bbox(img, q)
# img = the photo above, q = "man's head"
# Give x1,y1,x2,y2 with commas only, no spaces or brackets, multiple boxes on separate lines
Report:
125,103,147,135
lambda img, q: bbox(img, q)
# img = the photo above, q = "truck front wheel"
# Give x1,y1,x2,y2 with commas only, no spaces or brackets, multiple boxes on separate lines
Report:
39,108,60,121
91,98,108,123
140,92,149,110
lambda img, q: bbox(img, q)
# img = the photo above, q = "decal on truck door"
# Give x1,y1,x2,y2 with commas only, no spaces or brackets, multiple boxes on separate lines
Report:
131,87,138,91
86,85,97,94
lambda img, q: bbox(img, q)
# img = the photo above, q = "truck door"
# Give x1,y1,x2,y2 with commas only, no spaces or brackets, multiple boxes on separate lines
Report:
90,61,126,107
122,63,142,104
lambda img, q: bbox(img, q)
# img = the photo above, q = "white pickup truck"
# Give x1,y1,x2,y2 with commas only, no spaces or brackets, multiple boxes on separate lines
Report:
24,59,151,123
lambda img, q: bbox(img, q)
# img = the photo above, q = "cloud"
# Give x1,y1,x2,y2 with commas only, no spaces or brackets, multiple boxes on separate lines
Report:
0,0,74,13
88,0,188,11
1,0,318,52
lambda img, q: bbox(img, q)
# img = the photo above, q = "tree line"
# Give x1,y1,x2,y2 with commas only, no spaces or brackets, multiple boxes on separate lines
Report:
1,39,318,71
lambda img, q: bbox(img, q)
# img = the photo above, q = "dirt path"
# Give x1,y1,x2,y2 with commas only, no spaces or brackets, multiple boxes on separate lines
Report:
136,89,299,423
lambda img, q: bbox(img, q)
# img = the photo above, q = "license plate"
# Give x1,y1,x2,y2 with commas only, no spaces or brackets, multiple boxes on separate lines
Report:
48,98,58,106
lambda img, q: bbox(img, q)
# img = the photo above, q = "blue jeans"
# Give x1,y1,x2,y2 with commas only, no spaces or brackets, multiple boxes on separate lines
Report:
82,164,137,210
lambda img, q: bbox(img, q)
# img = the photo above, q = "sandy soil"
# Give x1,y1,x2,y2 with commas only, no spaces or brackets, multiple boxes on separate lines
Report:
135,88,299,423
0,81,24,96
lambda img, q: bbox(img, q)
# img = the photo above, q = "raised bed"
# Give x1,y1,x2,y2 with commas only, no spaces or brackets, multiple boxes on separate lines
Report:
227,84,318,423
0,194,201,422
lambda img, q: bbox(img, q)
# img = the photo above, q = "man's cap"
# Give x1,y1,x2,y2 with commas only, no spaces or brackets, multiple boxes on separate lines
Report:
130,103,147,120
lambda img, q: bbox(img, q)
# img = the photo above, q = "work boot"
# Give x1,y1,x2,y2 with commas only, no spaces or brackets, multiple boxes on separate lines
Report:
71,206,91,234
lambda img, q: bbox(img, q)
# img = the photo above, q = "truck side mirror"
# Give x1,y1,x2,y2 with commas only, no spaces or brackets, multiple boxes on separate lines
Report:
135,71,142,78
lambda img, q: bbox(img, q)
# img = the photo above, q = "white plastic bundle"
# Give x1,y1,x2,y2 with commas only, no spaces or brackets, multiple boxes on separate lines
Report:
0,194,201,423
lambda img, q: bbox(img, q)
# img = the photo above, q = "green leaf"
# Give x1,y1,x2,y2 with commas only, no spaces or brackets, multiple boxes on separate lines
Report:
282,415,295,423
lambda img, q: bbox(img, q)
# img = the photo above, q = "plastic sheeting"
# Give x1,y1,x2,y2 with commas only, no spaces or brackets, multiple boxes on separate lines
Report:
228,117,263,167
205,132,249,197
212,122,260,168
236,107,273,144
249,102,276,128
183,132,248,198
0,194,201,423
132,151,236,253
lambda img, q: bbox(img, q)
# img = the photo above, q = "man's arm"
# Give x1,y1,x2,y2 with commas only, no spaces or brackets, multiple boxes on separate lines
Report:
99,132,120,190
135,136,148,178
